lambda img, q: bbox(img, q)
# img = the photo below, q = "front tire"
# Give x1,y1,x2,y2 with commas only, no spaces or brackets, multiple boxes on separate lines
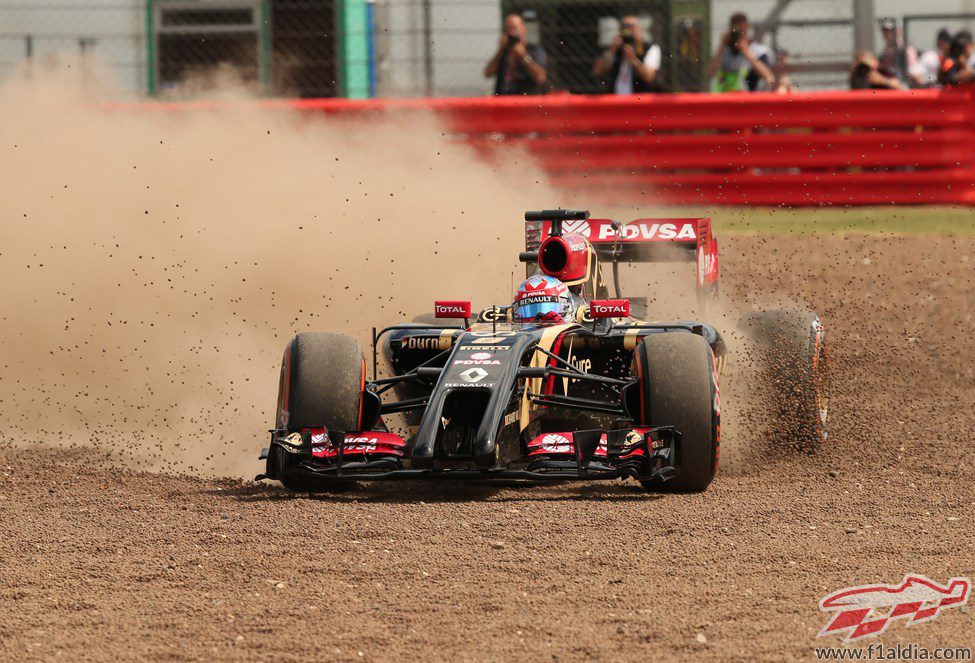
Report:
632,332,720,492
273,332,365,491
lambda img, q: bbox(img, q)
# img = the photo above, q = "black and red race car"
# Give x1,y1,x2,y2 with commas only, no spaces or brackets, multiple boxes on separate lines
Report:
258,210,828,493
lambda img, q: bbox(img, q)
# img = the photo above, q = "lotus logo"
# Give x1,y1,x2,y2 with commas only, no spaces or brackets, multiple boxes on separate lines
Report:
561,219,591,236
459,367,488,383
540,433,572,453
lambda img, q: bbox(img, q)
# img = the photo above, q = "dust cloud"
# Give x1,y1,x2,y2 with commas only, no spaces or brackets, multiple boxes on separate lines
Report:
0,61,809,482
0,62,555,477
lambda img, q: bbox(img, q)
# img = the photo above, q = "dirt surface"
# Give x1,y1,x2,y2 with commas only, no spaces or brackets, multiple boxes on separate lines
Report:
2,234,973,661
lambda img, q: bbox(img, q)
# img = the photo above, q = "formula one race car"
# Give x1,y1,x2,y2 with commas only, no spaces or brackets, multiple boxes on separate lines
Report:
257,210,829,493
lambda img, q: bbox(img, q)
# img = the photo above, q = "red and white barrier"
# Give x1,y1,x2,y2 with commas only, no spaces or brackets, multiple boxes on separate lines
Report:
121,88,975,206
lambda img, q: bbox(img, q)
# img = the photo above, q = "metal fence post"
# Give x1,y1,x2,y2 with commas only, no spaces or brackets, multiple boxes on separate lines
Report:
259,0,271,96
853,0,875,54
366,0,377,97
339,0,370,98
423,0,432,97
145,0,156,95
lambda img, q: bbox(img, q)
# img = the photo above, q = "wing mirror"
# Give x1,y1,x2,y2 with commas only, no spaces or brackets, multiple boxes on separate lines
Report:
434,300,471,319
434,301,471,327
589,299,630,319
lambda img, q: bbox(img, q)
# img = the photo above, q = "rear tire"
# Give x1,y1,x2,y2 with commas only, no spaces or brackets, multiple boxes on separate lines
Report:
273,332,365,491
740,310,829,451
632,332,719,492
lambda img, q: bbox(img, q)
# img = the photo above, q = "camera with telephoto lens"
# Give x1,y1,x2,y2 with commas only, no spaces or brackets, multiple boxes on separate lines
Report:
728,28,743,53
852,59,874,79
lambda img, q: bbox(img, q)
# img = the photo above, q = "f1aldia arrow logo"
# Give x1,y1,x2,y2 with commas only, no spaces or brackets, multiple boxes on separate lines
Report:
818,574,970,642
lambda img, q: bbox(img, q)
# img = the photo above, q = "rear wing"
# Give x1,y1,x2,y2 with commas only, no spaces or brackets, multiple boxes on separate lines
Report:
524,215,718,292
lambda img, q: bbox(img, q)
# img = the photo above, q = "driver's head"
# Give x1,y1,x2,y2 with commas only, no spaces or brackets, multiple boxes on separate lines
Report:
952,30,974,60
620,15,643,40
937,28,952,53
729,12,749,33
513,275,574,325
880,18,897,45
504,13,526,39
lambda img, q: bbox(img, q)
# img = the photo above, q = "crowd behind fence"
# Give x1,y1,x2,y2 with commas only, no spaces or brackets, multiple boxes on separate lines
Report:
0,1,973,98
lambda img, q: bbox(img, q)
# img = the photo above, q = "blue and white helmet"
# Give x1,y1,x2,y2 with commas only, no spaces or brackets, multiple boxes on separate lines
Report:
512,275,575,325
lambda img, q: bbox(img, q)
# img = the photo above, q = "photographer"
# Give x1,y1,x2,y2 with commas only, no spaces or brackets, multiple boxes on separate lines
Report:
592,16,663,94
938,31,974,87
850,51,903,90
877,18,918,86
910,28,952,88
708,12,774,92
484,13,548,95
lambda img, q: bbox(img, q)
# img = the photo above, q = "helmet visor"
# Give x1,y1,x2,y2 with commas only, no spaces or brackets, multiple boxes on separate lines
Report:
514,299,564,322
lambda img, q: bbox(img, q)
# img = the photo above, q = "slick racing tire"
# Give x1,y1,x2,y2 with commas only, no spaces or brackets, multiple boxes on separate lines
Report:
633,332,720,493
740,310,829,451
273,332,365,491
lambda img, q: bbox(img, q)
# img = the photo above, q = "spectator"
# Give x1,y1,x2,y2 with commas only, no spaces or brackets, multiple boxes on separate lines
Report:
708,12,774,92
592,16,663,94
772,49,795,93
938,31,974,87
484,13,548,95
909,28,951,88
877,18,918,86
850,51,903,90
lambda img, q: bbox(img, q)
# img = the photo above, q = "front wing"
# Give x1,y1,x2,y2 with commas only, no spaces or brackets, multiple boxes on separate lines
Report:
257,425,681,486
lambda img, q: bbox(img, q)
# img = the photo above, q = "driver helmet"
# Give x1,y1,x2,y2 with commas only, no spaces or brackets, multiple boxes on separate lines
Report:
512,275,575,325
